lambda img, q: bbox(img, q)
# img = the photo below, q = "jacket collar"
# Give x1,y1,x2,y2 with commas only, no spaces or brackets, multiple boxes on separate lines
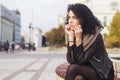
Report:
83,28,102,52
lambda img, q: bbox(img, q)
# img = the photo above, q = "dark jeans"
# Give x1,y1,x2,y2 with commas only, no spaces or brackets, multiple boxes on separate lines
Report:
65,64,97,80
65,64,114,80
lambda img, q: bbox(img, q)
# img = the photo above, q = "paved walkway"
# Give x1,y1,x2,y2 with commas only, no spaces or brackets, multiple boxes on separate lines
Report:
0,58,66,80
0,51,67,80
0,48,120,80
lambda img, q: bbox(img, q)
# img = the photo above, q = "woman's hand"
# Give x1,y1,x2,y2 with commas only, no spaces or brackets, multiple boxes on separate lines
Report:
74,25,83,46
74,25,82,41
65,24,74,46
65,24,83,46
65,24,74,41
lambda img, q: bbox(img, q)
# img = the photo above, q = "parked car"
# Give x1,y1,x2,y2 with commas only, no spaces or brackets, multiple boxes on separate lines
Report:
0,42,6,51
15,43,20,49
24,43,29,49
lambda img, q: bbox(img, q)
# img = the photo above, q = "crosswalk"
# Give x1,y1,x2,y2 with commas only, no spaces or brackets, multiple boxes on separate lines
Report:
0,57,66,80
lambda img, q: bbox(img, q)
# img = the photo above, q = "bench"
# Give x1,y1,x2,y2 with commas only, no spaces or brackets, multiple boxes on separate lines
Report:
55,63,69,80
55,62,120,80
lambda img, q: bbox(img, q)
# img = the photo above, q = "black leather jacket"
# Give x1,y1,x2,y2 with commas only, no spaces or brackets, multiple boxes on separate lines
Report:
66,34,113,79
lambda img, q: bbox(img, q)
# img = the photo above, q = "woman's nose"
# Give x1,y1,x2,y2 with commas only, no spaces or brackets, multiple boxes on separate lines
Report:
69,19,73,24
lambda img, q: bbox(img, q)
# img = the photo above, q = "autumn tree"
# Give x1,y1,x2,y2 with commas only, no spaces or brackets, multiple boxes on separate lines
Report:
106,10,120,48
45,25,65,46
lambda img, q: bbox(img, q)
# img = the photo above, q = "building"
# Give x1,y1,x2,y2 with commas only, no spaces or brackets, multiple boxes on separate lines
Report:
69,0,120,35
31,27,42,47
23,27,42,48
0,4,21,44
58,15,66,25
12,10,21,44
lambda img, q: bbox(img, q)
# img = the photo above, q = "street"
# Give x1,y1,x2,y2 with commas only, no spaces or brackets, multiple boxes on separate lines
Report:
0,49,120,80
0,50,67,80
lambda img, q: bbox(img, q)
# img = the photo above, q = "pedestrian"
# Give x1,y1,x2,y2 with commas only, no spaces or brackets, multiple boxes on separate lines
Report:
32,43,36,51
11,42,15,53
28,43,32,51
0,42,2,51
65,3,114,80
5,40,9,53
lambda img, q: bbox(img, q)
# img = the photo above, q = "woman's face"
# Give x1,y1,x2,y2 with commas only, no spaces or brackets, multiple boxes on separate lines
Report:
68,10,80,28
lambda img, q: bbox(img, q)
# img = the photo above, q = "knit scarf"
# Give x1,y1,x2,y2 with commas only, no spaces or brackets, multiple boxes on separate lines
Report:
83,28,102,52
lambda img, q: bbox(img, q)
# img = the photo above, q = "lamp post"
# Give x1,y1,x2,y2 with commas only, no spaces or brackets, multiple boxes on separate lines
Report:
29,23,32,43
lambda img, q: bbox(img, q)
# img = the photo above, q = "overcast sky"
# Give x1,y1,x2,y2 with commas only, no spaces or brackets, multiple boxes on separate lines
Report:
0,0,69,34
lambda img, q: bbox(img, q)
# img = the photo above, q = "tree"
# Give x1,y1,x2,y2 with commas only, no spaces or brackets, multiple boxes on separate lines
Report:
45,25,65,46
106,10,120,48
56,25,65,46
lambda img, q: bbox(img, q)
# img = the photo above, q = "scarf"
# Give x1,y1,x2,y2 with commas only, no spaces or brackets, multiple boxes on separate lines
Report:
83,28,102,52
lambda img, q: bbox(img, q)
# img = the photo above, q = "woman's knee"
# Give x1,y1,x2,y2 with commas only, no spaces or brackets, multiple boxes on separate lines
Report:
68,64,79,72
75,75,85,80
66,64,80,77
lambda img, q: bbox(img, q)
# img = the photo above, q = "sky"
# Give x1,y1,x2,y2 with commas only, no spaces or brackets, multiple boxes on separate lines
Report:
0,0,69,34
0,0,117,35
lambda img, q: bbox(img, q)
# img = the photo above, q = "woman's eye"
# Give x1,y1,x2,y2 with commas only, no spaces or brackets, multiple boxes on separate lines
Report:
73,16,77,19
68,16,70,19
68,16,77,19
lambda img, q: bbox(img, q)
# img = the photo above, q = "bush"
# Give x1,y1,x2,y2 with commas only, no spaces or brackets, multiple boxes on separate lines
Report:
106,10,120,48
106,36,120,48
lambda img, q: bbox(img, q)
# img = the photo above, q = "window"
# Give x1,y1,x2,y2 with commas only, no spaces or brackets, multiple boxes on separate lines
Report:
110,2,119,11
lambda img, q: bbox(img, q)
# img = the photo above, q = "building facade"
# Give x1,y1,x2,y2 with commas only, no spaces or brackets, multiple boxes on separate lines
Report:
0,4,21,44
32,27,42,47
12,10,21,44
58,15,66,25
23,27,42,48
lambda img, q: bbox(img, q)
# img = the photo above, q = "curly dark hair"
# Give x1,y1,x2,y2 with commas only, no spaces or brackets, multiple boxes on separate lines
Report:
65,3,103,34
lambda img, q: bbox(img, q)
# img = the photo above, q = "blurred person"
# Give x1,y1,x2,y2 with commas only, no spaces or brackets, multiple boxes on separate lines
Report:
0,42,2,51
32,43,36,51
28,43,32,51
11,42,15,53
5,40,10,53
65,3,114,80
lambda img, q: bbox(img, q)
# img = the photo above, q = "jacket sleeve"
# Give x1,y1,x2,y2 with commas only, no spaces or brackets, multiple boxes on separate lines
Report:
66,45,76,64
66,34,101,64
74,34,101,65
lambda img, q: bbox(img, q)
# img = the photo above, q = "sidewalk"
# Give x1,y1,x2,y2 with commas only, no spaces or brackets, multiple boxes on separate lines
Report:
107,48,120,54
0,47,120,80
37,47,120,79
37,46,120,53
0,50,67,80
36,47,67,53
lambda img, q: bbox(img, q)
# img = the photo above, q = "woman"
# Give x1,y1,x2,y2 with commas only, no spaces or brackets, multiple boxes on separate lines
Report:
65,3,114,80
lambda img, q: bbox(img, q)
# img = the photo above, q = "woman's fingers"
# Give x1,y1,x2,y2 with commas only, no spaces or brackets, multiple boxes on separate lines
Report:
65,25,69,33
65,25,73,33
74,25,83,33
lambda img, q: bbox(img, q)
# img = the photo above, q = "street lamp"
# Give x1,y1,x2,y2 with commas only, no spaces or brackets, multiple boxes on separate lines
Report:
29,23,32,29
29,23,32,43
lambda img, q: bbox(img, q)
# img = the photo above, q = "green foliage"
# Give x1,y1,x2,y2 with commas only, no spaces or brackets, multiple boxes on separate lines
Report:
45,25,65,46
106,10,120,48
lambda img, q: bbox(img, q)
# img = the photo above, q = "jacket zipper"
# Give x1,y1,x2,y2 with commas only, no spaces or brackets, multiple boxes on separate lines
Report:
71,47,75,63
90,57,107,78
93,56,100,62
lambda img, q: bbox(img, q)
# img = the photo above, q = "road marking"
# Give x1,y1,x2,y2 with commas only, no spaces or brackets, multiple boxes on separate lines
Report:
30,58,51,80
3,59,41,80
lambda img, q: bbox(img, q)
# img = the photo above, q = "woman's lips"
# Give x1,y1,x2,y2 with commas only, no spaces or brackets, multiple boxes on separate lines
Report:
69,25,74,27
